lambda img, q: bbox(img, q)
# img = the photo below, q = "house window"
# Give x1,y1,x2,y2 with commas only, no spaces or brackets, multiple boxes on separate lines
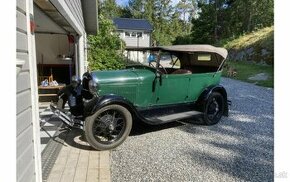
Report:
131,32,136,37
124,31,143,38
125,32,130,37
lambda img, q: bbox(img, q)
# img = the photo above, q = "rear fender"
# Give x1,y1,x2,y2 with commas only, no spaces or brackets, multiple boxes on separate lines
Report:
196,85,229,116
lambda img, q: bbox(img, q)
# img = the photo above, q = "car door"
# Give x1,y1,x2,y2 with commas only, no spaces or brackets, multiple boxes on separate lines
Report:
154,74,190,105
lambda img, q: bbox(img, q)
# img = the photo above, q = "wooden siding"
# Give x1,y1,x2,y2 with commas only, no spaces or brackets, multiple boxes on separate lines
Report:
16,0,36,181
64,0,84,30
120,31,151,47
17,107,32,136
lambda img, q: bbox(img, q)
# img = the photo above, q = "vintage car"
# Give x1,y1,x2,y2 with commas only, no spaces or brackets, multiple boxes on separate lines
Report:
51,45,229,150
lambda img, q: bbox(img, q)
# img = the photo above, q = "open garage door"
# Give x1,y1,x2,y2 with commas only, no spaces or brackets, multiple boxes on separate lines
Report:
34,5,77,86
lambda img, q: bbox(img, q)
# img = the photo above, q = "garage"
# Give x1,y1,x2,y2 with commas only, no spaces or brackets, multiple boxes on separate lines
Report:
16,0,97,181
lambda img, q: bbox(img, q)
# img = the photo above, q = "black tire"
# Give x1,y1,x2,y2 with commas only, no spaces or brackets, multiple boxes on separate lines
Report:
85,104,132,150
203,92,225,125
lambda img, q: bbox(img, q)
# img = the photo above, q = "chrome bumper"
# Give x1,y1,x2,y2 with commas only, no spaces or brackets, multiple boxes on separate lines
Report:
50,103,84,130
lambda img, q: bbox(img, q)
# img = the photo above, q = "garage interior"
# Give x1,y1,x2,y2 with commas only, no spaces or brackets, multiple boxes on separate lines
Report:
34,3,80,102
34,4,78,86
33,2,80,180
35,33,75,85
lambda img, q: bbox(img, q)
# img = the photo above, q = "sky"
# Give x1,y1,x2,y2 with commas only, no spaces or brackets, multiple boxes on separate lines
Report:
116,0,180,7
116,0,129,7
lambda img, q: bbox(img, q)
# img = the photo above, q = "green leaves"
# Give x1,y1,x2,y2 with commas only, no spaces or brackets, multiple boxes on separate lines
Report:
87,15,126,71
188,0,274,44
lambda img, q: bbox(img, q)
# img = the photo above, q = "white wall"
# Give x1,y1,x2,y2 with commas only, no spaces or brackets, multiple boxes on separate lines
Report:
35,34,74,65
16,0,42,181
119,30,151,47
125,50,149,64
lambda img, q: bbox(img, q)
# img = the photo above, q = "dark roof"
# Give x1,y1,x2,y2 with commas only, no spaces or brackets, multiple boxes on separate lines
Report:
113,18,153,31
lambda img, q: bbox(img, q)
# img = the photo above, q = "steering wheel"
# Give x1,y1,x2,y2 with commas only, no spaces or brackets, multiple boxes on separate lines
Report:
149,61,168,74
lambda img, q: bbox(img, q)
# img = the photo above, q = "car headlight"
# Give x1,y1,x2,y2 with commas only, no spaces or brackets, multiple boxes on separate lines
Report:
88,79,99,95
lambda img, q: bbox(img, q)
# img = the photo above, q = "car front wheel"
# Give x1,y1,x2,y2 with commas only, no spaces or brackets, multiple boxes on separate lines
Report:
203,92,225,125
85,104,132,150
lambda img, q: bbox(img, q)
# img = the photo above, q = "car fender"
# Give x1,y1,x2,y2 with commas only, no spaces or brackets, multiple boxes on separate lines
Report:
89,94,139,118
196,85,229,116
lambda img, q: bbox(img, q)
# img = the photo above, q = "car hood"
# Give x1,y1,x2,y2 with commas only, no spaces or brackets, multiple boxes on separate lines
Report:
90,68,155,85
90,69,138,85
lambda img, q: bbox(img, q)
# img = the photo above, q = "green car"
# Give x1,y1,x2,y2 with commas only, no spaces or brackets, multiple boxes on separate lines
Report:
52,45,229,150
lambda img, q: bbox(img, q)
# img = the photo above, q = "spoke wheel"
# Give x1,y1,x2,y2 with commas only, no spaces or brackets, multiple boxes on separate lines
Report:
203,92,225,125
85,105,132,150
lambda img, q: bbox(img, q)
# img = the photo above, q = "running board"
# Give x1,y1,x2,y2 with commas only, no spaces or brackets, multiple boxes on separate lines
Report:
145,110,203,124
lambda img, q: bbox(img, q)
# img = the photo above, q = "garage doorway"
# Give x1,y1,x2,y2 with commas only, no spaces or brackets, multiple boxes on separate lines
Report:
33,4,80,180
34,4,80,103
36,33,76,85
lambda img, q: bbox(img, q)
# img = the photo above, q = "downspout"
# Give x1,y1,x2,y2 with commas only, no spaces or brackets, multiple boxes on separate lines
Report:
75,35,79,77
78,35,85,77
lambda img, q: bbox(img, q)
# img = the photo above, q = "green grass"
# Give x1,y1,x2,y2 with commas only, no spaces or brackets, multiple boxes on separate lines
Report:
223,26,274,50
222,61,274,88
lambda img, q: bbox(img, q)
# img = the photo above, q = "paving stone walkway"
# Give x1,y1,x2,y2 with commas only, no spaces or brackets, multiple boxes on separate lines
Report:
46,129,111,182
39,103,111,182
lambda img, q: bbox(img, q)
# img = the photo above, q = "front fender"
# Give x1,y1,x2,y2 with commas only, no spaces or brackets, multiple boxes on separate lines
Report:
196,85,229,116
87,94,138,117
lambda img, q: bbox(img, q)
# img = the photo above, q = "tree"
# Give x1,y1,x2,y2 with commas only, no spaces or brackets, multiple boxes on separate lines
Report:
128,0,144,19
176,0,195,33
87,15,126,70
184,0,274,44
99,0,119,19
127,0,190,46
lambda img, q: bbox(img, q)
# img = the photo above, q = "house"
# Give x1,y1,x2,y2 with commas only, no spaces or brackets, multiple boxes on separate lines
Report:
113,18,153,63
16,0,97,181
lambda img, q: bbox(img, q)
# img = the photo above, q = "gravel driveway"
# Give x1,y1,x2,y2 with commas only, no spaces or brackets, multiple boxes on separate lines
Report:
111,78,274,182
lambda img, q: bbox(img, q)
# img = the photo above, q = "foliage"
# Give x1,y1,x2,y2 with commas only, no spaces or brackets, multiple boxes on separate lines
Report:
87,14,126,71
98,0,273,46
183,0,274,45
222,26,274,65
223,26,274,50
95,0,274,66
222,61,273,88
127,0,194,46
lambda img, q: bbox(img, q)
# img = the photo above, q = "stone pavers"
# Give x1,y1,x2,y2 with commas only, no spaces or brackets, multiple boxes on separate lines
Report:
46,129,111,182
38,102,111,181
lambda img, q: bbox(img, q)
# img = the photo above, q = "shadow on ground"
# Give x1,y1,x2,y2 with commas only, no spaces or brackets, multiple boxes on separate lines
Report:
175,86,274,181
56,127,94,151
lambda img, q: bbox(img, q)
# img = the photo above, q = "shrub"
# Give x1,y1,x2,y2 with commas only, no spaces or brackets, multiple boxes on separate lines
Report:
88,15,126,70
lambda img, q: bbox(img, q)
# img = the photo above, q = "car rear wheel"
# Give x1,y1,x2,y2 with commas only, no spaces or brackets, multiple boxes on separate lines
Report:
85,104,132,150
203,92,225,125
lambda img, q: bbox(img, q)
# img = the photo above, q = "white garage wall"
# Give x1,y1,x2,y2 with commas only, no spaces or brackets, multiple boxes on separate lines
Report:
16,0,42,181
35,34,74,65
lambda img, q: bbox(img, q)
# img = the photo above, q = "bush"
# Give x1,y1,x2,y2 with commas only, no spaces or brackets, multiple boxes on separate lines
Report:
88,15,126,70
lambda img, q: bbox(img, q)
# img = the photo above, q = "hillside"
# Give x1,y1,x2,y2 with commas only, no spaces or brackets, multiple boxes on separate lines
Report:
220,26,274,87
222,26,274,65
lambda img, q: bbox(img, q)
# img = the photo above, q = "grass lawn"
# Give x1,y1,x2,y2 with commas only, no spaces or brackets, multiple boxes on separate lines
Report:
222,61,274,88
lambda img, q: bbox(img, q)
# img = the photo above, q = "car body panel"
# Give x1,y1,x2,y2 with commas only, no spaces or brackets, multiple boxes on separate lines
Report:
188,71,222,101
90,68,223,108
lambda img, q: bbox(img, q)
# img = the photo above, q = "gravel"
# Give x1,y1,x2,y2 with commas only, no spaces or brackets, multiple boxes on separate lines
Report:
111,77,274,182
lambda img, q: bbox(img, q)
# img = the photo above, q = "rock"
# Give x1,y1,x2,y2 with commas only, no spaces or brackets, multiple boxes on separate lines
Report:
248,73,269,81
245,47,254,55
261,49,269,56
235,51,246,60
